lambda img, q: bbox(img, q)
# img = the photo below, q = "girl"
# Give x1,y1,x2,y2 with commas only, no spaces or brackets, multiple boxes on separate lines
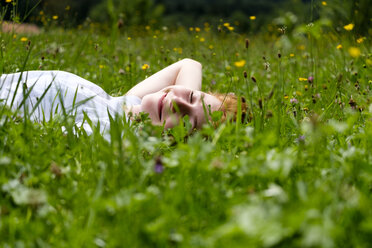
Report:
0,58,245,137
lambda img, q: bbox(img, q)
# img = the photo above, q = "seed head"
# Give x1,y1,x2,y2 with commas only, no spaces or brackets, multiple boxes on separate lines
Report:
251,76,256,83
245,38,250,49
243,71,247,78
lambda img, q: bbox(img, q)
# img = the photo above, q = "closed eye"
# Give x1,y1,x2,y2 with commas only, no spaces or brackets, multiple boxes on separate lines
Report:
190,91,194,103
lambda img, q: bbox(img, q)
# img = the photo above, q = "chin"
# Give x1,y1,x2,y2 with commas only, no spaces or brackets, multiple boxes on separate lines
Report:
141,93,160,124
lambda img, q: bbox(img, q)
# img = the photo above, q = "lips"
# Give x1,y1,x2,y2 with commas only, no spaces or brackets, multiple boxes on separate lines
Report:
158,93,167,121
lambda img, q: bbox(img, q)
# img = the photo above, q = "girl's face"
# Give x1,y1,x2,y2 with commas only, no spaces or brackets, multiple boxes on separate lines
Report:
141,85,222,129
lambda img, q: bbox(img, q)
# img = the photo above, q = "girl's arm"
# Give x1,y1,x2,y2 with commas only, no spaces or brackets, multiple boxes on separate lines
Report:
126,58,202,98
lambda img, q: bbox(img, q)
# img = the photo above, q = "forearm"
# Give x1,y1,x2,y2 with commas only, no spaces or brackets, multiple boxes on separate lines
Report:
126,58,202,98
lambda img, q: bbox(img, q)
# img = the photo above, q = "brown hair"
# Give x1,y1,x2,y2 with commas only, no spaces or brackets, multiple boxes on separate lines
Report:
210,92,249,124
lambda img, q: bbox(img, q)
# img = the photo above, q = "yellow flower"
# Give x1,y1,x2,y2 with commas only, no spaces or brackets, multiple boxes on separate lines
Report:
366,59,372,66
195,27,201,32
297,45,305,50
225,65,231,71
321,1,327,6
189,27,194,31
145,25,150,30
153,35,157,39
348,47,361,58
65,5,71,11
357,37,366,43
304,85,308,90
299,77,307,82
208,45,214,49
284,95,289,99
127,37,131,40
173,47,183,54
199,37,205,42
250,16,256,20
20,37,28,42
289,53,295,57
52,15,58,20
303,107,309,111
296,91,303,96
227,26,234,31
343,23,354,31
234,60,246,68
99,65,105,69
142,64,149,70
6,0,12,2
13,34,17,39
223,23,230,27
336,44,342,49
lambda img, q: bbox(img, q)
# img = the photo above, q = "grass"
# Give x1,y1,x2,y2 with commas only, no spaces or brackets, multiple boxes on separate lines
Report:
1,16,372,247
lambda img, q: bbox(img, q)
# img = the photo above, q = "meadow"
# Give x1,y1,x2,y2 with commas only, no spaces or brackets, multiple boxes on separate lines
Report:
1,8,372,248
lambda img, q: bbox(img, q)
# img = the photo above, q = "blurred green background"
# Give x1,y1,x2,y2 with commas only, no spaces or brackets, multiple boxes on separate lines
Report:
2,0,371,34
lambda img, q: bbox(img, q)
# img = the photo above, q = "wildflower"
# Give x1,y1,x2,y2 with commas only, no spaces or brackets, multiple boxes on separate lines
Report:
199,37,205,42
348,47,361,58
349,98,357,109
321,1,327,6
145,25,150,30
209,45,214,49
357,37,366,44
299,77,307,81
65,5,71,11
20,37,28,42
223,23,230,27
141,64,149,70
154,157,164,174
343,23,354,31
99,65,105,69
153,35,157,39
296,91,303,96
13,34,16,39
295,135,306,143
303,107,309,111
225,65,231,70
6,0,12,2
290,98,298,104
290,53,295,57
234,60,246,68
39,11,44,15
297,45,305,50
305,85,308,91
308,76,314,84
127,37,131,40
336,44,342,49
284,95,289,99
195,27,201,32
52,15,58,20
227,26,234,31
189,27,194,31
250,16,256,20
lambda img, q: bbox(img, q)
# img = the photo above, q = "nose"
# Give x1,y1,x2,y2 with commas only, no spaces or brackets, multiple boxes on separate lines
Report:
171,96,191,114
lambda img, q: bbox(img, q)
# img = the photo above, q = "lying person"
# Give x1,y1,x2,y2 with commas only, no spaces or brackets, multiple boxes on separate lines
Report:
0,58,246,137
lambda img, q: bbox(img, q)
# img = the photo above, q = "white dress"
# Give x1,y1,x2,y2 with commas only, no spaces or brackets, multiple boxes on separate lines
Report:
0,71,141,139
